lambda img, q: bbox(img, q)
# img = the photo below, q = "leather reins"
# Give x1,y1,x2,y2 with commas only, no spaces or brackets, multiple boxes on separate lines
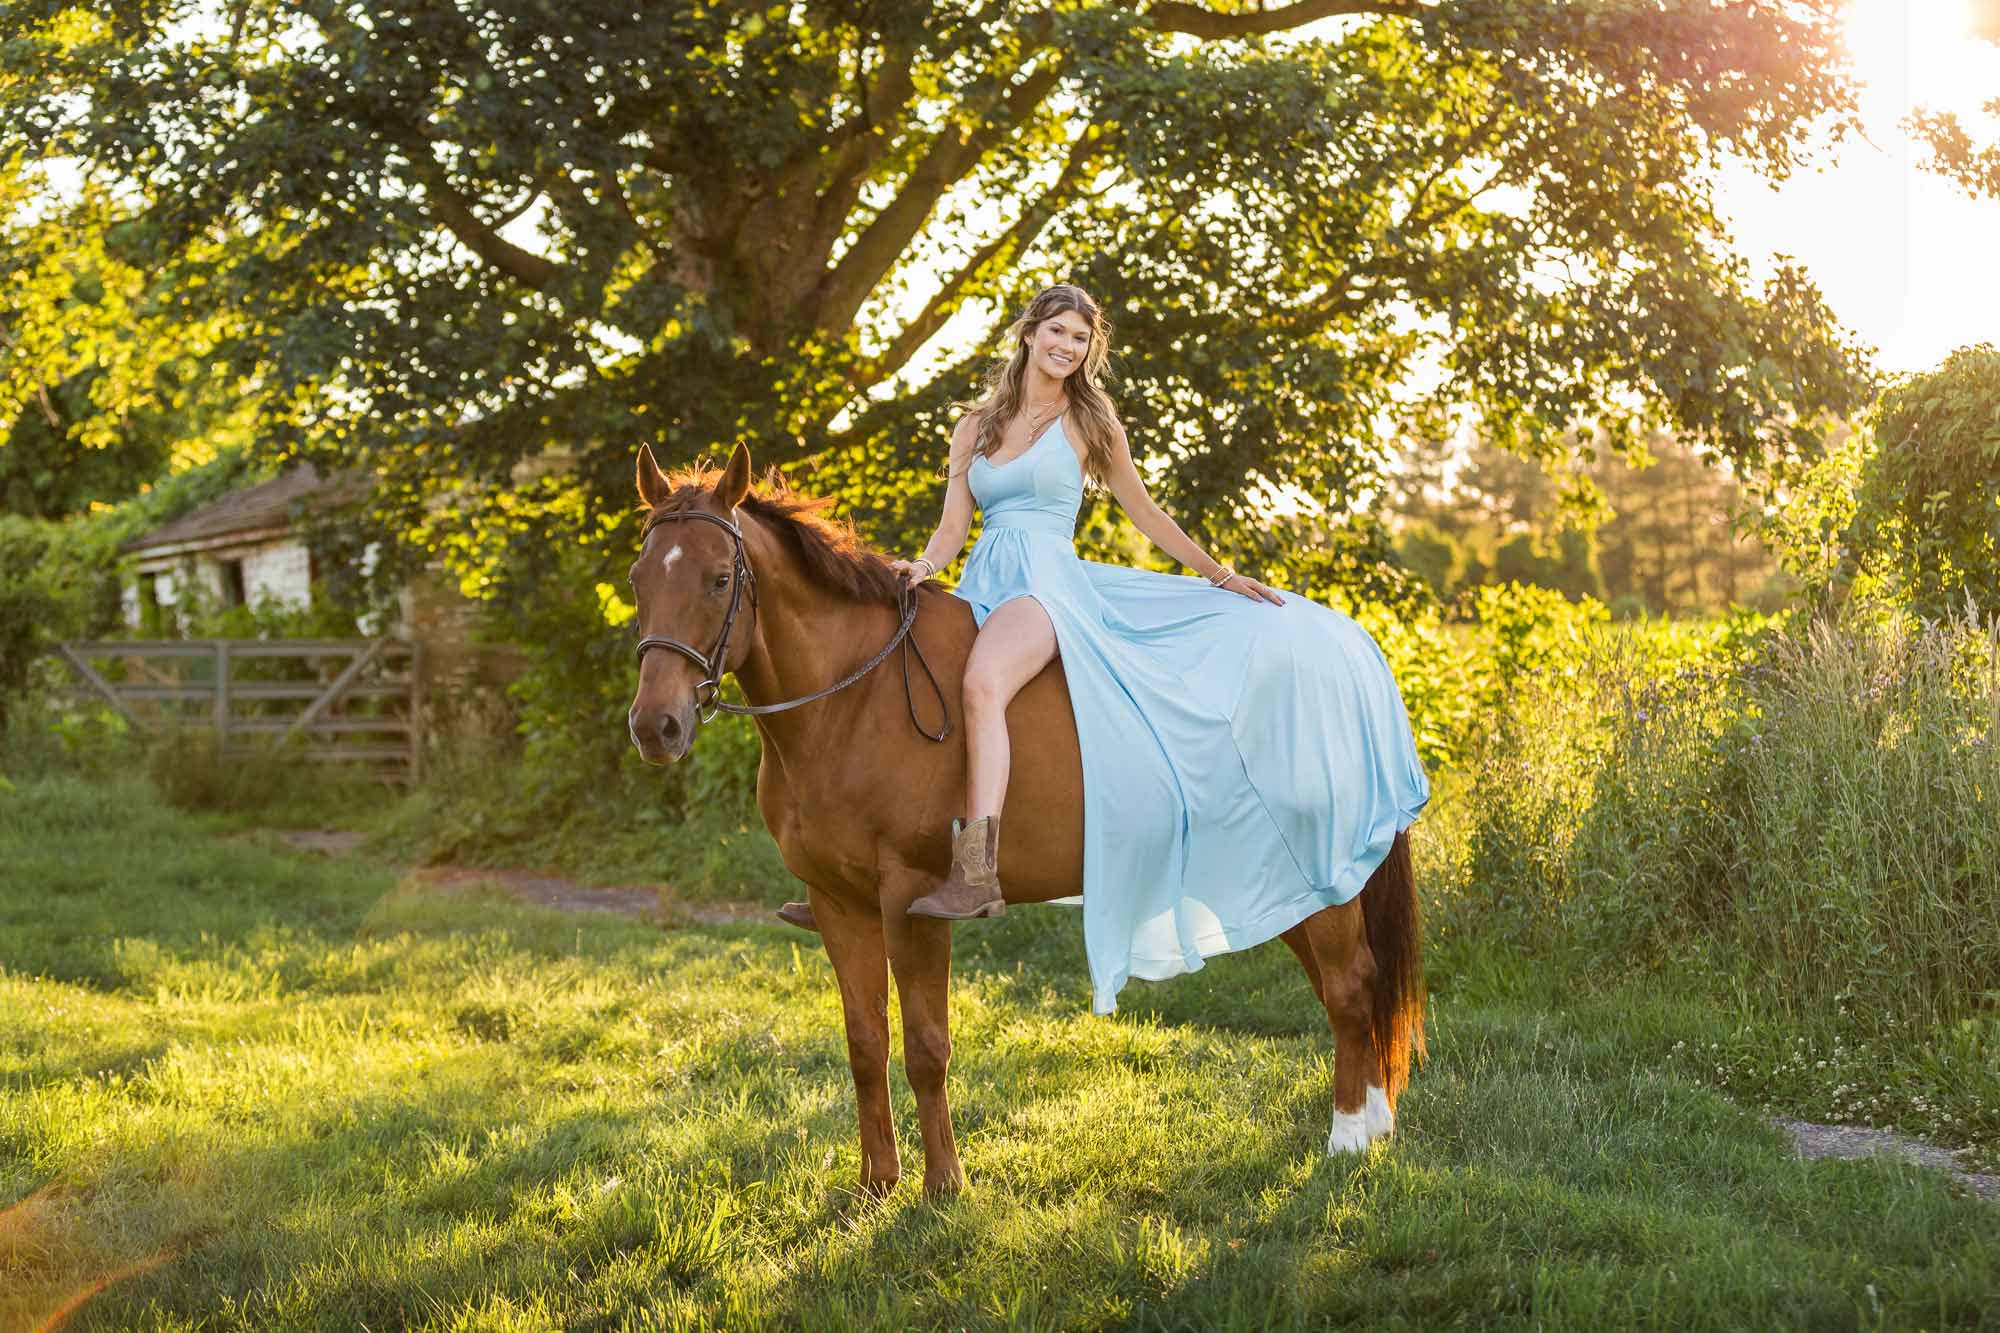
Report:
633,507,951,742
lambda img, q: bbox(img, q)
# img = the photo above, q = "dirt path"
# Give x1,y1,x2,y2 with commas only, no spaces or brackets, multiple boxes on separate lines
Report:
261,828,772,926
1774,1117,1998,1202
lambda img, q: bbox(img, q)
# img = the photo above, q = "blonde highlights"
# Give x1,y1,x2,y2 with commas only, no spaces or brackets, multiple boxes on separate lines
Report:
954,284,1120,483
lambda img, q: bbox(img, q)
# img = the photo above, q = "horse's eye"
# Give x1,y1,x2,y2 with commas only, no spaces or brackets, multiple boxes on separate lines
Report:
711,573,730,592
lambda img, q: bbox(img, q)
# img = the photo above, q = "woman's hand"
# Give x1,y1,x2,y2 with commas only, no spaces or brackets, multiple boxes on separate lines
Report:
1220,573,1284,606
889,558,935,588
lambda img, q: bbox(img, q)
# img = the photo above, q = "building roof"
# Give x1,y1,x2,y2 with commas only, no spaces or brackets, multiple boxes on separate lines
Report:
122,466,367,556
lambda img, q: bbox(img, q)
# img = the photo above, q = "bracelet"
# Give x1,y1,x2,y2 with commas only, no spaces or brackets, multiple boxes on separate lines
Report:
911,557,937,579
1207,566,1237,587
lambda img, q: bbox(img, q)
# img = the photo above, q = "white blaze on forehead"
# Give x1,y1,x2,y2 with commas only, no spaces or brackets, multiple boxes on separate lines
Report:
660,544,684,574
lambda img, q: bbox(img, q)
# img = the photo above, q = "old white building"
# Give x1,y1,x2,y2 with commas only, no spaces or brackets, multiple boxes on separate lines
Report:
120,467,360,626
117,467,508,689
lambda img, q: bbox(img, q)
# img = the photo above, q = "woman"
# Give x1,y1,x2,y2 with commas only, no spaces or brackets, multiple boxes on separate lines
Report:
883,283,1430,1015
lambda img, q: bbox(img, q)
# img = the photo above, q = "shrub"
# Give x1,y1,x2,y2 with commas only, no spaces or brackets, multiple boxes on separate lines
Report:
1846,344,2000,618
0,514,123,729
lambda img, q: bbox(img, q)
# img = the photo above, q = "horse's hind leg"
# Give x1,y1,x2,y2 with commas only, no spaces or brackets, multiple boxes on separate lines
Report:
1279,924,1324,1005
813,887,901,1195
883,865,966,1196
1292,903,1391,1153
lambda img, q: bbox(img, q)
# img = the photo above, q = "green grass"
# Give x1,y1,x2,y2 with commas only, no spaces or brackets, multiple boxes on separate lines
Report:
3,774,1997,1330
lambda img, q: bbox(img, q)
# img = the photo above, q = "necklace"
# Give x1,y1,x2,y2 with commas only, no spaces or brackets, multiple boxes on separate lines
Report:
974,393,1066,471
1019,394,1066,437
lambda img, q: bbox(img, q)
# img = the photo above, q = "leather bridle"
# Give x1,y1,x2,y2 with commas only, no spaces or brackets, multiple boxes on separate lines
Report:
633,507,951,741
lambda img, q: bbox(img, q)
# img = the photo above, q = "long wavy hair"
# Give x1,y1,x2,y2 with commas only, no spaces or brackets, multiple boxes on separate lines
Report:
954,284,1119,484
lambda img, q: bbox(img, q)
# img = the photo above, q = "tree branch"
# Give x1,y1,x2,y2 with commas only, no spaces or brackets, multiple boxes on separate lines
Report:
829,36,921,186
813,56,1066,333
1146,0,1417,40
821,343,996,454
398,140,564,289
805,36,922,265
307,4,568,291
864,129,1111,384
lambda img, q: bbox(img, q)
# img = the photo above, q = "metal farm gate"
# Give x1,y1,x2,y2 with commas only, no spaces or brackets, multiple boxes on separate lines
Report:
52,638,424,782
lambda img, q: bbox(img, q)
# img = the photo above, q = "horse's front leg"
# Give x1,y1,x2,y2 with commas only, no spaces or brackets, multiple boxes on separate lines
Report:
811,885,901,1195
881,864,967,1196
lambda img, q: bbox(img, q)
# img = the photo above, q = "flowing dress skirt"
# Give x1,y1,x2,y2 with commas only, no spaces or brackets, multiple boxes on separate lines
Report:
954,514,1431,1014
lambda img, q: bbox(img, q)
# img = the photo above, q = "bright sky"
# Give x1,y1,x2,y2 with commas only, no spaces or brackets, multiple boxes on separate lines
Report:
1714,0,2000,372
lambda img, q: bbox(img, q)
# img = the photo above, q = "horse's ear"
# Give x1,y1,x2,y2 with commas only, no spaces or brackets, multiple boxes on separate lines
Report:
636,443,671,509
716,441,752,510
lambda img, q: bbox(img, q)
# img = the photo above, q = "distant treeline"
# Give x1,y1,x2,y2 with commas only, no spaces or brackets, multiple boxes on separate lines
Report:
1384,430,1803,618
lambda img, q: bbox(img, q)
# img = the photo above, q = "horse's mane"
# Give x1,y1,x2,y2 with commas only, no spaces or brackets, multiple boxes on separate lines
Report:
644,462,905,605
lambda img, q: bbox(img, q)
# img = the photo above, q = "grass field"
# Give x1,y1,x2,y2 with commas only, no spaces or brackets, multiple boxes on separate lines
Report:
2,772,1997,1331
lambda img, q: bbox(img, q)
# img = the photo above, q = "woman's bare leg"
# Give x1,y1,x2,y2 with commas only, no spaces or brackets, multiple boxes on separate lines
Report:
962,596,1059,820
783,596,1060,931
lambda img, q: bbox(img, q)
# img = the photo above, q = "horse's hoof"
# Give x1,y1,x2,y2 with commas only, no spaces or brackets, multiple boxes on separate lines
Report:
1326,1108,1371,1155
776,901,819,932
1364,1086,1394,1141
922,1171,967,1199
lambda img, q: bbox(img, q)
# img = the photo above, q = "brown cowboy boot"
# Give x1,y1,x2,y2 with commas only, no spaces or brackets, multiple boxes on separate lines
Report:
776,901,819,932
907,815,1007,919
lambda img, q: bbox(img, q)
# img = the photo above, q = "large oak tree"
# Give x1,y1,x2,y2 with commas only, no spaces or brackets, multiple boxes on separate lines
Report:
4,0,1872,580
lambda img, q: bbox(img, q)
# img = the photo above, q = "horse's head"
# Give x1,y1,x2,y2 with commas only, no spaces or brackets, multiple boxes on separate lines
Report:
627,440,756,764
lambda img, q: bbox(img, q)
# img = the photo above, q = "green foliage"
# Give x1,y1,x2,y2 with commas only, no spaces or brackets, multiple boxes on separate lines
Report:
1469,582,1612,692
1391,518,1477,601
176,590,368,643
1345,583,1625,772
139,724,382,819
1492,528,1602,603
0,370,171,520
1,0,1874,590
1348,600,1483,772
0,167,262,510
1619,617,1997,1033
0,447,270,713
1759,424,1869,602
0,514,122,726
1848,344,2000,618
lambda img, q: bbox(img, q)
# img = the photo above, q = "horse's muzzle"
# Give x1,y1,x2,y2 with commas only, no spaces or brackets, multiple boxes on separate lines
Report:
629,700,696,765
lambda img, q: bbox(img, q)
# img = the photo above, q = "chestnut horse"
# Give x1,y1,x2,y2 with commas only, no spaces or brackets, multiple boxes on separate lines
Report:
627,441,1424,1196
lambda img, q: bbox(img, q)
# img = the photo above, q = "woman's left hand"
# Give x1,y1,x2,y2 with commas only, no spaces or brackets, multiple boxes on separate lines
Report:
1222,573,1284,606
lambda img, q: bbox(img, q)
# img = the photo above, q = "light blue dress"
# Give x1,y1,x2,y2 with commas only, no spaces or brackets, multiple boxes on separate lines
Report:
953,415,1432,1014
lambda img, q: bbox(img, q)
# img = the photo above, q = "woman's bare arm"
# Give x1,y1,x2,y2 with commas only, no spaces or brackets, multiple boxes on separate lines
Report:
891,413,979,582
1100,419,1283,605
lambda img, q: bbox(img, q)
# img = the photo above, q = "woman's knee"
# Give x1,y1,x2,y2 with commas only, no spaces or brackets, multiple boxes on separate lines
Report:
962,661,1008,714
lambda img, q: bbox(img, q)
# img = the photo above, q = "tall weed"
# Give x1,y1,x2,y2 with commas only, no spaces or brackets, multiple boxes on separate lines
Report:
1457,612,2000,1035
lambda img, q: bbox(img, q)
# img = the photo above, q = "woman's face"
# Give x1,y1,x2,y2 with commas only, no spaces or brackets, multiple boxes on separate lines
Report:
1026,308,1092,383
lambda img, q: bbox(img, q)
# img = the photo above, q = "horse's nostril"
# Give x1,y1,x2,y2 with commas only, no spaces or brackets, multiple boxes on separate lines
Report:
657,713,683,749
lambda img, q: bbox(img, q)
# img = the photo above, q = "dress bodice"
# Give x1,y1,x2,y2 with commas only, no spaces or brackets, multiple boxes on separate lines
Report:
968,416,1083,538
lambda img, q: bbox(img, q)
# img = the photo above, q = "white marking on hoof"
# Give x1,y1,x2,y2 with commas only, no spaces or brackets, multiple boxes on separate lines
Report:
1364,1085,1394,1142
1327,1108,1370,1155
660,543,683,574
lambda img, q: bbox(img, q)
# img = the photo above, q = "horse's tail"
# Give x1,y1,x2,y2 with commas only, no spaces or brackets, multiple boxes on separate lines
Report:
1361,829,1425,1106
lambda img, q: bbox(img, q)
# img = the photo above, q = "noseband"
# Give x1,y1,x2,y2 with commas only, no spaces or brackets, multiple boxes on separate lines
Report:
634,506,950,741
